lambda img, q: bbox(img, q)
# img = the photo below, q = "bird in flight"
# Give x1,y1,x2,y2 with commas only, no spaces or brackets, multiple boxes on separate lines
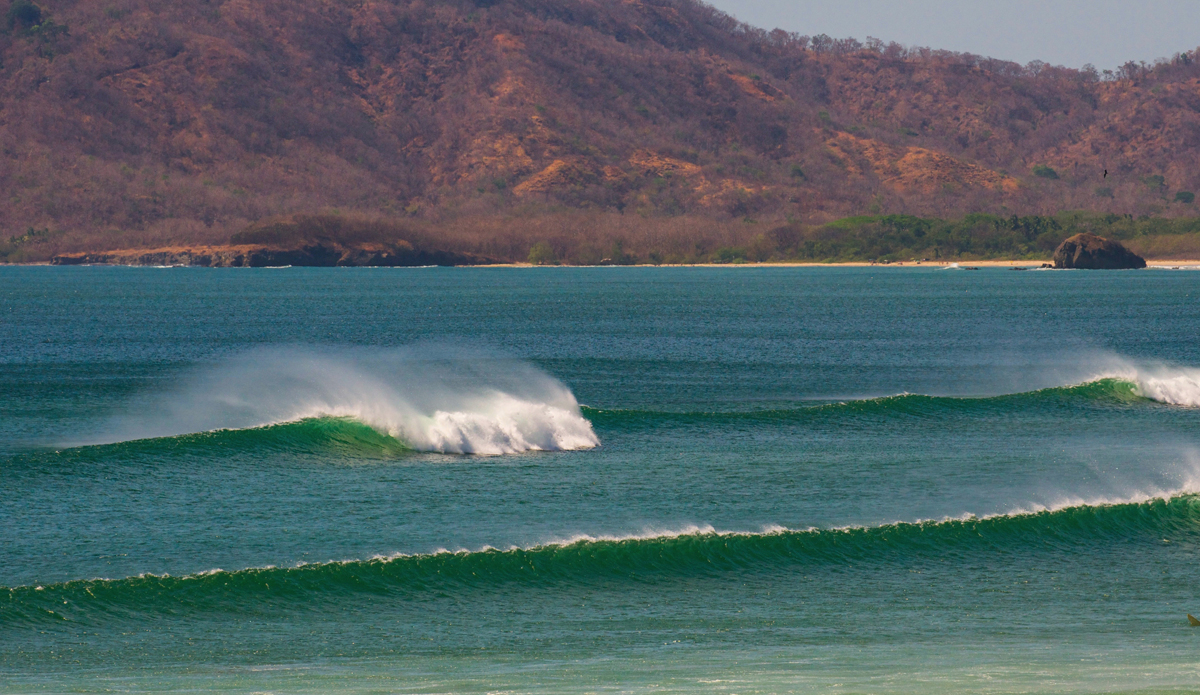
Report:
1104,169,1108,178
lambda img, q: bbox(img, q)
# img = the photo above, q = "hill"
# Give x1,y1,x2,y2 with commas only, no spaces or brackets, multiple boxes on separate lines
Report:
3,0,1200,263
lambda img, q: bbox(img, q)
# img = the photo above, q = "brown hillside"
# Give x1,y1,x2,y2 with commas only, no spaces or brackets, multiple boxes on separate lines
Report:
2,0,1200,261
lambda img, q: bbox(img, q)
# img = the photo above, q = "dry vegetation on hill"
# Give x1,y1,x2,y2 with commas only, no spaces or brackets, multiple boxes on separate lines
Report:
2,0,1200,262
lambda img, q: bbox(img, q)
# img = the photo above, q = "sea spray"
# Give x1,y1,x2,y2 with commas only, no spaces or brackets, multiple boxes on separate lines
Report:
1042,354,1200,407
87,346,599,454
1127,367,1200,407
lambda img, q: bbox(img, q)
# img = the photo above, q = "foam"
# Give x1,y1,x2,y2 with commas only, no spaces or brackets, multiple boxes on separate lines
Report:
1071,358,1200,408
1129,368,1200,407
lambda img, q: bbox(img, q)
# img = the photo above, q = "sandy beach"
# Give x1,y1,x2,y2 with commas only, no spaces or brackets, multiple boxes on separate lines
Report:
17,248,1200,269
486,259,1200,268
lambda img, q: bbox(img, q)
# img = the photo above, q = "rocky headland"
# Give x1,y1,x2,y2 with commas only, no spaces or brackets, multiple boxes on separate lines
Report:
1052,233,1147,269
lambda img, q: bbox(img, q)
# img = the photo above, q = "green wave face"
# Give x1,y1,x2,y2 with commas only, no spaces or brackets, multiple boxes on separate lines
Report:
582,378,1151,427
7,494,1198,628
64,417,415,459
48,379,1153,457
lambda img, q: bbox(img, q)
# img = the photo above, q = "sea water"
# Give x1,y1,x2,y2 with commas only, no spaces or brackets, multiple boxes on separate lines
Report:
2,265,1200,693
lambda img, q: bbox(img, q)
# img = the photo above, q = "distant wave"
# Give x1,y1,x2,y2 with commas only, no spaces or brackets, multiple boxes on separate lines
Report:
80,347,599,455
7,491,1199,627
583,370,1200,427
70,358,1200,454
68,417,415,457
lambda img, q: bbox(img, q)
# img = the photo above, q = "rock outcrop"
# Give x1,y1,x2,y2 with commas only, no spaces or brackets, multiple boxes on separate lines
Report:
1052,233,1146,269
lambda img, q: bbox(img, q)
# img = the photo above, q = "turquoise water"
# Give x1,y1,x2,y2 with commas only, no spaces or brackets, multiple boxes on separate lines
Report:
3,265,1200,693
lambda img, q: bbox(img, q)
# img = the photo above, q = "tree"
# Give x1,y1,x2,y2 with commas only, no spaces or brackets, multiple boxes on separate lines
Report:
527,242,557,265
6,0,42,31
1116,61,1144,81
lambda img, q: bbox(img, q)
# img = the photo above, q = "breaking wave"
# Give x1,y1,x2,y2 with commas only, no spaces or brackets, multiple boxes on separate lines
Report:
1122,366,1200,407
583,366,1200,427
80,347,599,455
65,357,1200,456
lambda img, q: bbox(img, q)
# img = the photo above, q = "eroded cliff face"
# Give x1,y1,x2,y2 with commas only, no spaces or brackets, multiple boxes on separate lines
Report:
3,0,1200,261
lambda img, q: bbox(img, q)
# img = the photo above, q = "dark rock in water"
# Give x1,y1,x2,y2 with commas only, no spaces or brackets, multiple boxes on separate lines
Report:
1053,233,1146,269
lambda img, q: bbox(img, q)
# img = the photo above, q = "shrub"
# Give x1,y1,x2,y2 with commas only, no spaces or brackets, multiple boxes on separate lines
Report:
1175,191,1195,204
1094,187,1114,198
617,241,638,265
1032,165,1059,179
711,246,747,263
790,164,806,179
527,241,556,265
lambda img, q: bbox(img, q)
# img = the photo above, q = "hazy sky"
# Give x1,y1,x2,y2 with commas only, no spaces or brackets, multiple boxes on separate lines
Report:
705,0,1200,70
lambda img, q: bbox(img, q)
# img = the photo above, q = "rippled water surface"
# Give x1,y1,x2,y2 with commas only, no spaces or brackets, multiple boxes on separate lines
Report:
3,265,1200,693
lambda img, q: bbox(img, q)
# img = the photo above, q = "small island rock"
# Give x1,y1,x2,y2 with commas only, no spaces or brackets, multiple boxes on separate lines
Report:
1053,233,1146,269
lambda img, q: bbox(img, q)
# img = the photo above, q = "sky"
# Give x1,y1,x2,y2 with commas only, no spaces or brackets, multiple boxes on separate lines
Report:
704,0,1200,70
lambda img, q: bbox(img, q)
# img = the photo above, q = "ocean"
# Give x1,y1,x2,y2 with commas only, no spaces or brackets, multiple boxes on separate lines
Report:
2,265,1200,693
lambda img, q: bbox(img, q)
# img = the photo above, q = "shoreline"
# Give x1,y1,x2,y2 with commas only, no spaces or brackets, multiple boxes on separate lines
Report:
7,246,1200,269
8,259,1200,268
470,260,1200,268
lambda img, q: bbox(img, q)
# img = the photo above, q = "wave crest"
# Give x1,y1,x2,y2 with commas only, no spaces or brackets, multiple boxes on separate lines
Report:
8,492,1200,628
583,365,1200,428
398,392,599,454
1128,367,1200,407
86,347,599,455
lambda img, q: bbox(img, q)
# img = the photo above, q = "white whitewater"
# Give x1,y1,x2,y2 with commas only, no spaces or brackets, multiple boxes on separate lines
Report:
1128,366,1200,407
93,346,600,455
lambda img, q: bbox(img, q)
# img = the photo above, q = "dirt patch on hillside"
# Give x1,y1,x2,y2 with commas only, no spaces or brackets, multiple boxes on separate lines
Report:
827,132,1017,193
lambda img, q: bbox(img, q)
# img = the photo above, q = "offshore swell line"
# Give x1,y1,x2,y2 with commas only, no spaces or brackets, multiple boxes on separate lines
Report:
7,491,1199,626
585,371,1200,425
54,370,1200,457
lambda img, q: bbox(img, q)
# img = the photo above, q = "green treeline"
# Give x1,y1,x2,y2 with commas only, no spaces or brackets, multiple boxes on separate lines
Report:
9,211,1200,265
527,212,1200,265
709,212,1200,264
